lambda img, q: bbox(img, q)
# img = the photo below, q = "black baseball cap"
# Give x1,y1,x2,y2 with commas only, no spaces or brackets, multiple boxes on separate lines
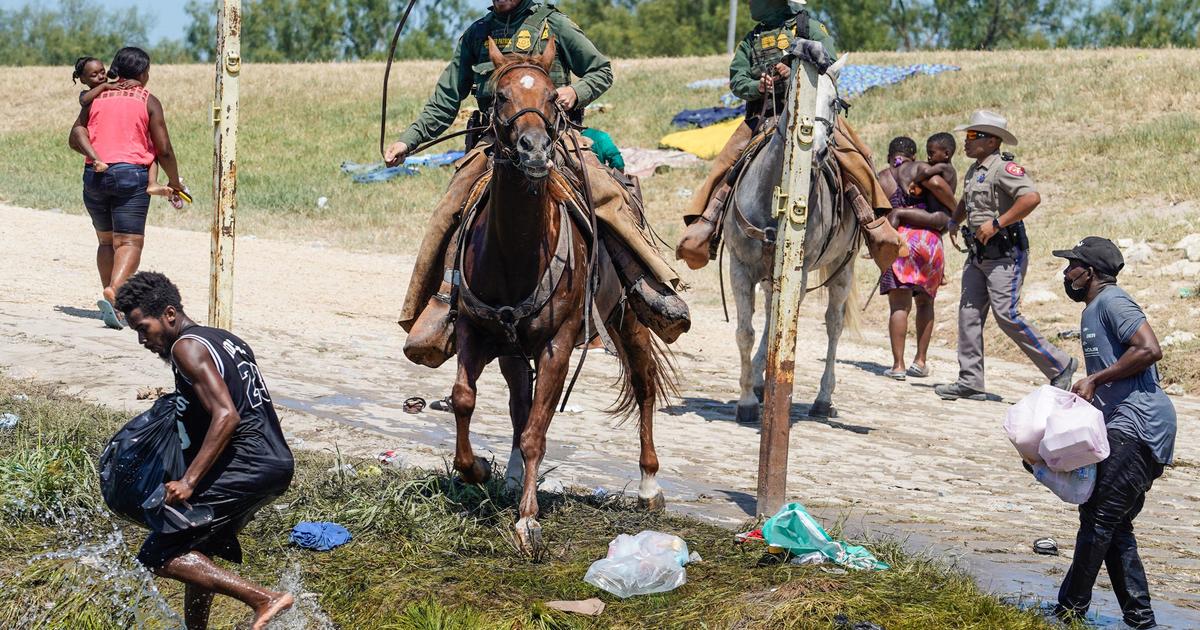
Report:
1052,236,1125,277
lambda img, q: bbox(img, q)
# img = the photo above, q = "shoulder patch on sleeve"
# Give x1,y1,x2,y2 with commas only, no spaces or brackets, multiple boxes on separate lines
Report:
1005,163,1026,177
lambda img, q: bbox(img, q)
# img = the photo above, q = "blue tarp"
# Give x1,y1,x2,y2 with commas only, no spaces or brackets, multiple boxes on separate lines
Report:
671,107,747,128
838,63,959,98
673,64,960,129
339,150,466,183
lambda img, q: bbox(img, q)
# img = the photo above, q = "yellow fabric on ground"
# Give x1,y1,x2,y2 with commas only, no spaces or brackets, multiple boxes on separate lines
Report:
659,117,743,160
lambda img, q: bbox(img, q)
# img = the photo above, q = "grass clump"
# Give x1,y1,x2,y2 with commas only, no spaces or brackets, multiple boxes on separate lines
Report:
1,375,1059,628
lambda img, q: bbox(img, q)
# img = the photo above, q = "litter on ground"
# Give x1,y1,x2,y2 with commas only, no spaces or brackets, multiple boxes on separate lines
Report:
289,521,352,551
584,531,695,598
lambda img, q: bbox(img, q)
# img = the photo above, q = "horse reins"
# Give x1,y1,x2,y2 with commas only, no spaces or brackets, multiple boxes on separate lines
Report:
379,0,421,159
450,58,599,410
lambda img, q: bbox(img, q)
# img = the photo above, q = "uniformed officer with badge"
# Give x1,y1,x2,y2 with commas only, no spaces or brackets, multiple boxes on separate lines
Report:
935,110,1077,401
676,0,837,268
388,0,691,366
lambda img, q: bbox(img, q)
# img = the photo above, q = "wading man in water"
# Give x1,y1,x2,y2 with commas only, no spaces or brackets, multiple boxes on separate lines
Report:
115,271,294,630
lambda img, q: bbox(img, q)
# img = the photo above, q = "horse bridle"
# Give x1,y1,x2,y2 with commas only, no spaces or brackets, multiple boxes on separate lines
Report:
489,62,567,168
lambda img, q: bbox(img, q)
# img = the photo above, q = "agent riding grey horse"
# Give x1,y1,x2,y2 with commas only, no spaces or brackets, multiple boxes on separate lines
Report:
724,55,860,423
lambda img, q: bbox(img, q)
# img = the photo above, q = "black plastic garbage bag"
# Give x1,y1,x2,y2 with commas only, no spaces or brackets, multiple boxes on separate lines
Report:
98,394,186,528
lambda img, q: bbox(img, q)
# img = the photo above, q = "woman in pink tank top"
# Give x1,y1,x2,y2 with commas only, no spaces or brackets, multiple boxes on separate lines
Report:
68,47,184,329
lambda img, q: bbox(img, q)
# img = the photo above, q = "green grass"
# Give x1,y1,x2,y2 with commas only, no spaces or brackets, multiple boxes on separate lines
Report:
4,50,1197,252
0,375,1061,629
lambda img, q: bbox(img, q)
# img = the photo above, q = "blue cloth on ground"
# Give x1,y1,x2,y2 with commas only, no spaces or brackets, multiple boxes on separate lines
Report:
672,64,960,129
837,63,959,98
340,150,465,184
406,151,465,167
687,78,728,90
672,106,746,128
289,521,352,551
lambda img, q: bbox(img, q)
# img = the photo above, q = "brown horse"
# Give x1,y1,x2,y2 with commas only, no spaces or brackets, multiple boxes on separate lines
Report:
449,38,674,552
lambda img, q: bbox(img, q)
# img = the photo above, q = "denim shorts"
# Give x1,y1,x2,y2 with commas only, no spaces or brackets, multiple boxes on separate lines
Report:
82,163,151,235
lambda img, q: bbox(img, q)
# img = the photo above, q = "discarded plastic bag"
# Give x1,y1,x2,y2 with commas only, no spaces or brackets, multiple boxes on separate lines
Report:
583,531,693,598
761,503,889,571
98,394,187,528
1004,385,1065,463
1039,394,1109,472
1032,463,1096,504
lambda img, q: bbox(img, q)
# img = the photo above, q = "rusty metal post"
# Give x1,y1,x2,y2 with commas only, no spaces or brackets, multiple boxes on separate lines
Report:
756,60,820,517
209,0,241,329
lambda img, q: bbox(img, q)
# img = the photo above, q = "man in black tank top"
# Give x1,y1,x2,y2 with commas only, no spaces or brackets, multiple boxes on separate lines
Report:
115,271,294,630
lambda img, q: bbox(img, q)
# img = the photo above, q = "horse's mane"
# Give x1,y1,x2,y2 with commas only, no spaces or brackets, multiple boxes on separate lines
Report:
544,169,573,206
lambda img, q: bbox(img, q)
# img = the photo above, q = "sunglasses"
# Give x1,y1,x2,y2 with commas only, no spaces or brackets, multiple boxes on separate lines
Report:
965,130,993,141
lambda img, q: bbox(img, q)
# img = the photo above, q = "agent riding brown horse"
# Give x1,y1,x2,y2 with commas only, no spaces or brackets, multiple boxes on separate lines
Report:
450,38,674,552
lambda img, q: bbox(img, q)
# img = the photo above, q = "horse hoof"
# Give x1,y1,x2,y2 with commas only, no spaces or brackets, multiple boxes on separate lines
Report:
753,385,764,403
515,517,543,555
638,491,666,512
736,403,761,424
459,459,492,485
809,401,838,418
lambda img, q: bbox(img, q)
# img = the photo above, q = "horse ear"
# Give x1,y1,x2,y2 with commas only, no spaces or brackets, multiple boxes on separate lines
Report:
827,53,849,82
537,36,557,72
487,37,506,68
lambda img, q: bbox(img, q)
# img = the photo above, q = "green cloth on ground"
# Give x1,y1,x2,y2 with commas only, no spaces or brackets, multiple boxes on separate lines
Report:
581,128,624,171
762,502,889,571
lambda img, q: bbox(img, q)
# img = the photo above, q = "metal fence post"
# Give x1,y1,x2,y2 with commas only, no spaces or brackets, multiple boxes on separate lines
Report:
209,0,241,329
756,60,821,517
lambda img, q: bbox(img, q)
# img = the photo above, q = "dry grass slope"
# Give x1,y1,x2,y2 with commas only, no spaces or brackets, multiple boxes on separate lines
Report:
0,49,1197,387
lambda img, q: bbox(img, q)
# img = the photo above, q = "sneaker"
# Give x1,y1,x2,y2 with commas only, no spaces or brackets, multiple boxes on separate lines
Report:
1050,358,1078,391
883,369,906,381
934,382,988,401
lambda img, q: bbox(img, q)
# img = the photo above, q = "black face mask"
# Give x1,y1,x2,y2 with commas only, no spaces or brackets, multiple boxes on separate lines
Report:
1063,271,1090,303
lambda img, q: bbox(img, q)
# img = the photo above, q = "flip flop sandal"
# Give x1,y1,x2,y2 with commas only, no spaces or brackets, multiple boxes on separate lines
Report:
1033,537,1059,556
402,397,426,414
906,364,930,378
96,299,123,330
429,397,452,412
883,369,907,381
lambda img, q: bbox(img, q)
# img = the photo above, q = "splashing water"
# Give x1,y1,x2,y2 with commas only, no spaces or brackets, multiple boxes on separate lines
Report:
14,505,184,629
270,563,335,630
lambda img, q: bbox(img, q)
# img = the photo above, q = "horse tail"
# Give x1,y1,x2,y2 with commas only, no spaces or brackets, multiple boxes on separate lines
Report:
608,325,680,424
843,254,862,338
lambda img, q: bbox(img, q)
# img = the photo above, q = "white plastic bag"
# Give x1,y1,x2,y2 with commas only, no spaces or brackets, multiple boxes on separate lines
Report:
1004,385,1065,463
583,531,692,598
1033,463,1097,504
1039,393,1109,472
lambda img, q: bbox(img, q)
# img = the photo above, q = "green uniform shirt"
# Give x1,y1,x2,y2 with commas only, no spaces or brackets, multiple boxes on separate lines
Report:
962,151,1036,229
398,0,613,148
729,11,838,104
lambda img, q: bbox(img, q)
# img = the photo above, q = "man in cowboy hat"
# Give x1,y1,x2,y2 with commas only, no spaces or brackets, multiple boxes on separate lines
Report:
934,110,1076,401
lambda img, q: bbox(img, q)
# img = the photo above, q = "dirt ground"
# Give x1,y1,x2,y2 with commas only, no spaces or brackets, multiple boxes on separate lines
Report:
2,204,1197,625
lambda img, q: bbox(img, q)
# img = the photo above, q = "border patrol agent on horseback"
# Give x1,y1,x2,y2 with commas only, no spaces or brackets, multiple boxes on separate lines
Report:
935,110,1077,401
676,0,838,269
385,0,690,367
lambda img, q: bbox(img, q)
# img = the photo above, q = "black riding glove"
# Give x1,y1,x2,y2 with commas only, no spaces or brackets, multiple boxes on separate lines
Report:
787,39,834,75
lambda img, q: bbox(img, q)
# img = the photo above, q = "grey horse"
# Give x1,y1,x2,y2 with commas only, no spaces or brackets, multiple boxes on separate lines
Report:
723,55,861,423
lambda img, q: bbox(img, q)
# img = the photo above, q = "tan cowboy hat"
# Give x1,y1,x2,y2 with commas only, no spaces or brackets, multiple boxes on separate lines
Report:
954,110,1019,146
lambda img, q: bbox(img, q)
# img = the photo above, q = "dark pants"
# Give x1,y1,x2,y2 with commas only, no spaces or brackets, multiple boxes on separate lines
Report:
82,163,151,235
1057,428,1164,629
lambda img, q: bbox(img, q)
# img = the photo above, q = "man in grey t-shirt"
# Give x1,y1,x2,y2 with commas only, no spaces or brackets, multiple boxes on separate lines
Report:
1051,237,1176,630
